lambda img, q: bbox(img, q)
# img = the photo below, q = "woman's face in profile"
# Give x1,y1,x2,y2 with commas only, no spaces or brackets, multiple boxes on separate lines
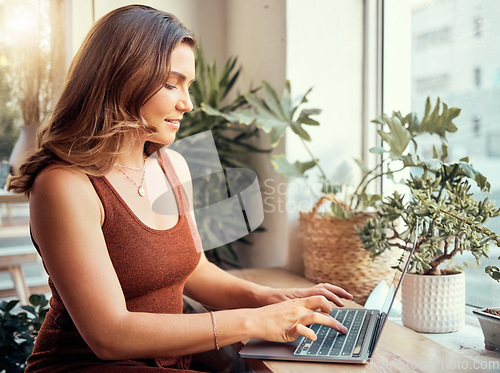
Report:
141,42,195,146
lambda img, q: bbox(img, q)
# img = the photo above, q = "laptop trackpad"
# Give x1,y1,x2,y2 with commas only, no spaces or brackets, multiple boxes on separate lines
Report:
240,338,300,360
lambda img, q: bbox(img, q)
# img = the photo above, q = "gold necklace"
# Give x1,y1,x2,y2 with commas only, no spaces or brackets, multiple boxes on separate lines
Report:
114,158,147,197
114,163,145,171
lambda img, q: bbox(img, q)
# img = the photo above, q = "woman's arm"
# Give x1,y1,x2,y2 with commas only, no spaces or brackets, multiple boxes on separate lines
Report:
29,166,346,361
165,148,353,310
184,254,353,309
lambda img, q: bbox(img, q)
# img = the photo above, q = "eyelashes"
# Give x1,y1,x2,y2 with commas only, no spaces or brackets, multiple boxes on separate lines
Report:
164,84,192,95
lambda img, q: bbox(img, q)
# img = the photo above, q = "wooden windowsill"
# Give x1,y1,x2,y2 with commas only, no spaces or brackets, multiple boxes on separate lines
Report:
228,267,495,373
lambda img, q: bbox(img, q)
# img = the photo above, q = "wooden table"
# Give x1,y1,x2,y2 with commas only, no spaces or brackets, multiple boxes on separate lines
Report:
229,268,486,373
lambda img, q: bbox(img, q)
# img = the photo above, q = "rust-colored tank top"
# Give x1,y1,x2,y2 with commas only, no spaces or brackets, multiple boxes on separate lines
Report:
26,153,202,372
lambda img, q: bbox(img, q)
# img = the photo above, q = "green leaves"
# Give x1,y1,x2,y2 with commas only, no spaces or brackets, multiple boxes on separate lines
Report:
376,114,412,159
442,160,490,192
270,154,317,178
419,97,460,138
1,294,49,372
202,79,321,148
178,47,273,268
371,97,459,160
486,264,500,281
358,157,500,278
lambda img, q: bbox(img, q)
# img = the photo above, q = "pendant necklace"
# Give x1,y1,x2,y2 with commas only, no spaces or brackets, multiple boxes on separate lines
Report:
114,157,147,197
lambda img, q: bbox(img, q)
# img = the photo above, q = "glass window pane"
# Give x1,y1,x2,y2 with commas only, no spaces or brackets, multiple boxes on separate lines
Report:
409,0,500,307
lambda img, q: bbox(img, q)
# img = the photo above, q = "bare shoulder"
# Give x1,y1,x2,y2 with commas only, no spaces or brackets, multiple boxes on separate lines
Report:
159,147,192,183
31,164,96,200
30,164,102,226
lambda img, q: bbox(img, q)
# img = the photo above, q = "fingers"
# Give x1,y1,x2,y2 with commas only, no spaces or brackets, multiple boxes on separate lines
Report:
299,309,348,335
311,284,353,307
262,295,348,343
294,323,318,341
289,308,348,341
301,295,333,314
315,283,353,299
300,296,348,333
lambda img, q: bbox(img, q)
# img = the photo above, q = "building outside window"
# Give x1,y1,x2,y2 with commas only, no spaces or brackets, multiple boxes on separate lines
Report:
408,0,500,308
474,66,482,88
474,17,483,38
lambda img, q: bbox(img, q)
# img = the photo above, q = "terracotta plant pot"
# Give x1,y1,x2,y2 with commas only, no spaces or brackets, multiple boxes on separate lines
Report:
401,272,465,333
473,308,500,351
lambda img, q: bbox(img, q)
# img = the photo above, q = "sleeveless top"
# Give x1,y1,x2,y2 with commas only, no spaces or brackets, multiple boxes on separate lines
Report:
25,152,203,372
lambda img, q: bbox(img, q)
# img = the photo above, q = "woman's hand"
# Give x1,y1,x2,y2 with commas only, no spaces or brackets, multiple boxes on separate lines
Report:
249,295,348,343
264,283,354,308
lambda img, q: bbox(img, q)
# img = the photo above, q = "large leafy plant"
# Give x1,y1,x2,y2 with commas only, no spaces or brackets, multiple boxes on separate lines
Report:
0,294,49,372
357,101,500,280
205,86,461,219
178,48,268,169
202,81,323,190
178,48,269,268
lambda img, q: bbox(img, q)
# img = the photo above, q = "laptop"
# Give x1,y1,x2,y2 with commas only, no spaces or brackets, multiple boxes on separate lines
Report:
239,231,418,364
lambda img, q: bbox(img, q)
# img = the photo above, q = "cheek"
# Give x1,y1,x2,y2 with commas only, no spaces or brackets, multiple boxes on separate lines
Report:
142,97,165,122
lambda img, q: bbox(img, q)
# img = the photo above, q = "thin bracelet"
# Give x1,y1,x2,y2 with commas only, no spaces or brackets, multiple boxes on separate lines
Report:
209,311,220,350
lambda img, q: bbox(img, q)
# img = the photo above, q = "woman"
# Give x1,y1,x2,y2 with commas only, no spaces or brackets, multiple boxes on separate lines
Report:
8,5,352,372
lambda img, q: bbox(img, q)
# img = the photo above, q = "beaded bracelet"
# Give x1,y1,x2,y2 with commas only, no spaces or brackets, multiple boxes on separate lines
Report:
209,311,220,350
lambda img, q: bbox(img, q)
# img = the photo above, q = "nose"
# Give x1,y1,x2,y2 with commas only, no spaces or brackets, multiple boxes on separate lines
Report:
177,91,194,113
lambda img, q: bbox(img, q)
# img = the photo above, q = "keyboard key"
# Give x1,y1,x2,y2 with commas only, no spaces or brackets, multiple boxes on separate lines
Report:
307,341,321,355
294,310,372,358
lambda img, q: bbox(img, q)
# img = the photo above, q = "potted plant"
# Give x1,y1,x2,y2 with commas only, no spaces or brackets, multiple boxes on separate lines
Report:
474,254,500,350
0,294,49,372
203,89,462,304
473,308,500,351
357,114,500,332
178,47,270,268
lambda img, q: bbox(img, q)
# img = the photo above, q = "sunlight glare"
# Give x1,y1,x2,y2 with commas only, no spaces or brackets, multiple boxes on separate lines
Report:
3,3,40,45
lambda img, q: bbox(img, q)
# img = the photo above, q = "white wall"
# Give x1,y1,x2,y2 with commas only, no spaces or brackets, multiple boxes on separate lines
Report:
285,0,365,273
224,0,288,268
70,0,227,64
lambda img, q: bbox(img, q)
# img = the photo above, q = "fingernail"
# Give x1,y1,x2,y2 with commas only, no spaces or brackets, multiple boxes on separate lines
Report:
341,326,348,334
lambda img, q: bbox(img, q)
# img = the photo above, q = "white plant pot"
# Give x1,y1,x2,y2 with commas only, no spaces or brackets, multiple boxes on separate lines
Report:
401,272,465,333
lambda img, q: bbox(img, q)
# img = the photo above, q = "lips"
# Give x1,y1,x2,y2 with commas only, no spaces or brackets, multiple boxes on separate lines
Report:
164,119,180,130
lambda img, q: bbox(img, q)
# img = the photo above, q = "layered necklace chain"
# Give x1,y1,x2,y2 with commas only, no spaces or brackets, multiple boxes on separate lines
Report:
114,156,147,197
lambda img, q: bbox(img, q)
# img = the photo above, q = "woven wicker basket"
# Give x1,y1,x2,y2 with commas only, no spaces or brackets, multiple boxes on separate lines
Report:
300,195,398,305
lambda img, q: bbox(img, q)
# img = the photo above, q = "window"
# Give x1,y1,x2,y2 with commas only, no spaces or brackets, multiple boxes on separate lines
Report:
385,0,500,308
416,27,451,49
473,115,481,136
415,74,450,92
474,17,483,38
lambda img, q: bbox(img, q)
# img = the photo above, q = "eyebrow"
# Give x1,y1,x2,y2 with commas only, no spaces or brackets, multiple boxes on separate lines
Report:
170,71,196,83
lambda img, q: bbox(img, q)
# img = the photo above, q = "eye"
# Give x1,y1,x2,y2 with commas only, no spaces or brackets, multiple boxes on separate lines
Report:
164,84,176,90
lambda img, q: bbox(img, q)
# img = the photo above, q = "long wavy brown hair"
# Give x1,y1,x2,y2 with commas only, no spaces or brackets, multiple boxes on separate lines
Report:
8,5,196,195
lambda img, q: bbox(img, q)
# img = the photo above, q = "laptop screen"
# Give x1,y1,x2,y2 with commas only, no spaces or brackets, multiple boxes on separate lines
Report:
369,229,418,357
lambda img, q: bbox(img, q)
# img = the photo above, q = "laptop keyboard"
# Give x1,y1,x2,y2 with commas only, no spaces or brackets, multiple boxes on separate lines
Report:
293,309,372,358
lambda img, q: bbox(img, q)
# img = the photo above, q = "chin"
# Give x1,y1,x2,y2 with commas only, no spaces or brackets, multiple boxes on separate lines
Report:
152,132,177,146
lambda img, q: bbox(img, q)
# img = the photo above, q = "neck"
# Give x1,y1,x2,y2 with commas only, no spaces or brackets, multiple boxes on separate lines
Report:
114,142,147,169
